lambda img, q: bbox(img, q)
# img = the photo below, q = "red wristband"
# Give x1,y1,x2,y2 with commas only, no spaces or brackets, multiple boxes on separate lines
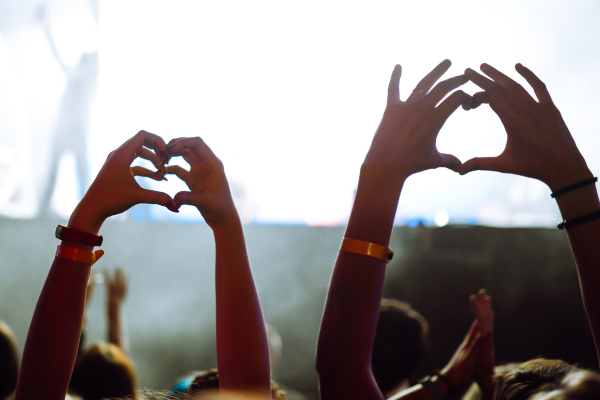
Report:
55,225,103,247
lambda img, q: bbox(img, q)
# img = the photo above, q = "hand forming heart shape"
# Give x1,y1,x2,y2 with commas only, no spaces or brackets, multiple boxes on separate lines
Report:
457,63,592,192
364,60,592,194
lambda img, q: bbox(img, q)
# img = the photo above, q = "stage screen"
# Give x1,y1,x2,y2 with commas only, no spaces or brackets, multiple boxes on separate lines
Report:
1,0,599,226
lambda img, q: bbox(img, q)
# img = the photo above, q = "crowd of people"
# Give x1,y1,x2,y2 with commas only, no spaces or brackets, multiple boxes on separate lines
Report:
2,60,600,400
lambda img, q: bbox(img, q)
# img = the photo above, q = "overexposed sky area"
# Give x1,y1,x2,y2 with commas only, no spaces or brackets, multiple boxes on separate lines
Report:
1,0,600,225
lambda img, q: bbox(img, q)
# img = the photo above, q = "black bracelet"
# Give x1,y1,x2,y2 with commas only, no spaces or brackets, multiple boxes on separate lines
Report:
550,177,598,198
434,372,456,396
417,376,444,400
558,210,600,230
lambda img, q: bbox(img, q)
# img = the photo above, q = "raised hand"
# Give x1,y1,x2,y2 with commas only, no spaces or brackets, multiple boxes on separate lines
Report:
165,137,237,227
470,289,495,399
69,130,178,235
364,59,470,177
105,267,128,310
460,64,593,191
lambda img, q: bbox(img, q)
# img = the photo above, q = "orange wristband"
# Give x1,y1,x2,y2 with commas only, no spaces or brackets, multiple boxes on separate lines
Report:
339,238,394,263
55,245,105,266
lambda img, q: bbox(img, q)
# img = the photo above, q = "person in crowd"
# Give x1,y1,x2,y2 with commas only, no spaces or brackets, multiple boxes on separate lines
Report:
316,59,600,400
372,299,429,398
0,320,18,400
13,132,272,400
68,267,136,400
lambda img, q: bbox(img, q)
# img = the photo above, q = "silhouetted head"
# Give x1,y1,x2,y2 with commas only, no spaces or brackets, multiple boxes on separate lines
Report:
0,320,18,400
188,369,286,399
371,299,429,397
494,358,600,400
69,342,137,400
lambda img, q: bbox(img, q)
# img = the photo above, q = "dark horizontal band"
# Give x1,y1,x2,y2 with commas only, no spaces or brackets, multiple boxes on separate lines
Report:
551,177,598,198
558,209,600,230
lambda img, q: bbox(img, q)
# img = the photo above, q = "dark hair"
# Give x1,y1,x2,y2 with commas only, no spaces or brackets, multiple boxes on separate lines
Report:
69,342,137,400
188,369,286,399
371,299,429,395
494,358,600,400
0,321,18,400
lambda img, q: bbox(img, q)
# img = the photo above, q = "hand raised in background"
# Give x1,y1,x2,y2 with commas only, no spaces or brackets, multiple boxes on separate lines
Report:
470,289,496,399
364,59,471,177
165,137,238,227
439,320,483,390
461,64,593,191
104,267,128,310
69,130,179,235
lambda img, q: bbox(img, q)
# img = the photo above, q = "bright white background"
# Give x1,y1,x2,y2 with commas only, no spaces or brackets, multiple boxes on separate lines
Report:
1,0,600,226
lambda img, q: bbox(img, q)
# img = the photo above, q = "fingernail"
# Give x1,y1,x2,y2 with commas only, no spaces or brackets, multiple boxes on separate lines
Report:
163,177,168,181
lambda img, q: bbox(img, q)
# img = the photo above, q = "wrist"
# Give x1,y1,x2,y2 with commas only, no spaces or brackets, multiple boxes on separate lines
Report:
69,201,105,236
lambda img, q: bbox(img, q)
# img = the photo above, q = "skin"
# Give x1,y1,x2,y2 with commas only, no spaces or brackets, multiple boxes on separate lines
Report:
316,60,474,400
105,267,128,351
462,63,600,367
165,137,271,397
15,130,177,400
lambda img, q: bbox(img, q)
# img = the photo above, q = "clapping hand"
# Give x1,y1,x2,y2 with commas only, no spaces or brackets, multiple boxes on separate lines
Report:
470,289,496,398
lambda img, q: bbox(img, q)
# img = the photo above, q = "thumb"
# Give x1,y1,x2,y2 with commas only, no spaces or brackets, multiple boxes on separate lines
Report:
139,189,179,213
174,191,198,209
460,156,507,175
438,153,462,173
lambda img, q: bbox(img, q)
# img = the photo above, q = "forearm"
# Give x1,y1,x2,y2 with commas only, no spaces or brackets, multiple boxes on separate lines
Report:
107,305,125,350
212,216,271,395
15,256,90,400
316,165,407,399
555,183,600,364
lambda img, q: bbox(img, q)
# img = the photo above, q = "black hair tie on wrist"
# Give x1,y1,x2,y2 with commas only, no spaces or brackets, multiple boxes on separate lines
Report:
550,177,598,198
434,372,456,396
558,210,600,230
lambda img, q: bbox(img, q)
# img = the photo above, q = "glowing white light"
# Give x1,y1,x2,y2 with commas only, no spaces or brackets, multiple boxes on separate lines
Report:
434,210,450,227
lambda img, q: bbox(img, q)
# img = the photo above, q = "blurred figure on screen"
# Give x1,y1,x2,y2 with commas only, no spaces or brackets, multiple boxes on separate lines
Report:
36,1,99,216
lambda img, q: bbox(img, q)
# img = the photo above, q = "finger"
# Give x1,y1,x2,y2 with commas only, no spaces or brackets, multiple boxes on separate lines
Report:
459,156,509,176
465,320,481,347
435,90,470,121
470,294,486,332
174,191,200,209
122,130,168,158
481,63,535,104
406,59,452,102
515,63,554,104
478,290,492,332
465,68,498,91
131,166,168,182
387,64,402,106
470,91,489,109
135,147,164,169
170,137,218,161
138,189,179,213
438,152,462,173
165,165,190,181
424,74,468,106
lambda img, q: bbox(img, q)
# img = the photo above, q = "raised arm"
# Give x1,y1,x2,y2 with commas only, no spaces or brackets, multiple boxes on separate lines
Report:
105,267,129,352
461,63,600,365
316,60,470,400
167,137,271,397
15,131,177,400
